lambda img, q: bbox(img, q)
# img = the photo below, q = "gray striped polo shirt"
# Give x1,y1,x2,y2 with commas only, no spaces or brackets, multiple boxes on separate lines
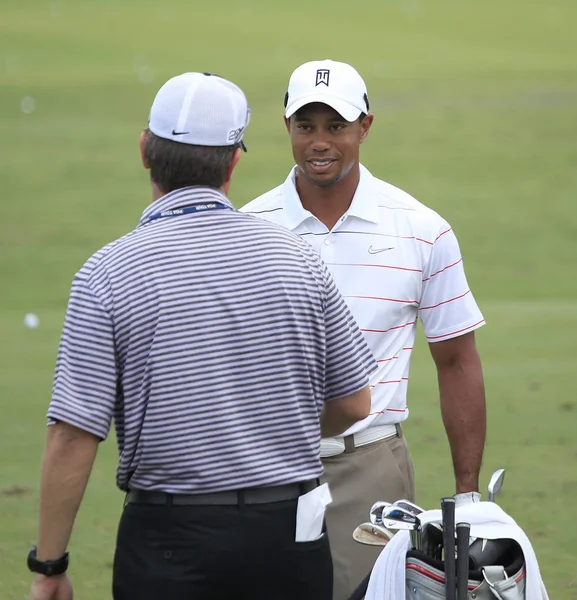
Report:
48,186,377,494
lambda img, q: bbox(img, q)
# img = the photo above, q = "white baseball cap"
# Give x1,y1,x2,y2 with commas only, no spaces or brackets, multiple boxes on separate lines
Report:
284,59,369,122
148,72,251,151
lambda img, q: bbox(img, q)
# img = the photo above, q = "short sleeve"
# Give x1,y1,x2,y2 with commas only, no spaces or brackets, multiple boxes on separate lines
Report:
47,270,117,440
419,222,485,342
322,265,378,400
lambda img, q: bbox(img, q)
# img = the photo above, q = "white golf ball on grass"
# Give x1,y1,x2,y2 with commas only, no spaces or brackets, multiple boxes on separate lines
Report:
24,313,40,329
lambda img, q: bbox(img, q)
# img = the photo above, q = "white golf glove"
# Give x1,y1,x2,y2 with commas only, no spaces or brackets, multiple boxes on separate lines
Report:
454,491,481,507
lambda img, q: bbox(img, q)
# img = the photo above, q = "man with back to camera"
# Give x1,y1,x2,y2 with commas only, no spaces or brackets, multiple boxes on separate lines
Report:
241,59,487,599
26,71,378,600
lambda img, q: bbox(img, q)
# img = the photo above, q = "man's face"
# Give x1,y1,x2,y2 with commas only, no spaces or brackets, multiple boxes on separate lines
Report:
285,103,372,188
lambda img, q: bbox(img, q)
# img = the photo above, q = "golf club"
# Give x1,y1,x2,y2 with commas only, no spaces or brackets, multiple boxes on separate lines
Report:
488,468,505,502
456,522,471,600
382,505,419,525
421,521,444,560
391,499,424,516
441,497,457,600
381,517,418,531
369,500,391,526
352,522,393,546
382,506,421,550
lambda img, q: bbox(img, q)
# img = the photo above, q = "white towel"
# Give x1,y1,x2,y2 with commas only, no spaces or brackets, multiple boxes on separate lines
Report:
364,501,549,600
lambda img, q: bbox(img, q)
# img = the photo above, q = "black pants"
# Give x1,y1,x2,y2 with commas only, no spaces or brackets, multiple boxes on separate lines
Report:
112,499,333,600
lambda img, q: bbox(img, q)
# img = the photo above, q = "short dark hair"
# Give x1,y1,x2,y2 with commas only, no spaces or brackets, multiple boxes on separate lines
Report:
143,129,239,193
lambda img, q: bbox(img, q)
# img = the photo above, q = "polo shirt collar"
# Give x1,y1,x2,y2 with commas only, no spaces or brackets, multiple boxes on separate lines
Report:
346,165,379,224
140,186,233,224
281,164,379,230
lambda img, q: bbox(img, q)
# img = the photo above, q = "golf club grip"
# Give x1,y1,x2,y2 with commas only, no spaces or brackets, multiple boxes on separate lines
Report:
441,497,456,600
456,522,470,600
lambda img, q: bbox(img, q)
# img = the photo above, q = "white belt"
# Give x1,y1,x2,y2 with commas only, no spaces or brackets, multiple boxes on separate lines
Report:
320,424,399,458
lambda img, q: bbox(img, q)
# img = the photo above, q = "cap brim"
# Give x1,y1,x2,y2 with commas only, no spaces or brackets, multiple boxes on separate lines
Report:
285,95,362,122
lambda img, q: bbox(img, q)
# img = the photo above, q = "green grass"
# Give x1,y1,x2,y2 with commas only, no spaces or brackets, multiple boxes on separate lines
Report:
1,0,576,597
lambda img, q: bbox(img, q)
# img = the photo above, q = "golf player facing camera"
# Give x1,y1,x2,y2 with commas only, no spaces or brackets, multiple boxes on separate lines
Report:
26,72,378,600
242,59,487,600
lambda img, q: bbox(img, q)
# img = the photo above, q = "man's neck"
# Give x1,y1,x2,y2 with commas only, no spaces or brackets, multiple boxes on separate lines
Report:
150,181,164,203
296,165,360,231
149,182,230,204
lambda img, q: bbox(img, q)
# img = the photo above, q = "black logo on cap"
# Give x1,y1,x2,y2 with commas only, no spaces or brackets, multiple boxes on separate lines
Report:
228,126,245,142
315,69,330,87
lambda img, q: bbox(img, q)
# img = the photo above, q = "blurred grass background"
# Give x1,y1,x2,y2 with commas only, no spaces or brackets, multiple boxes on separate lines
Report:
1,0,576,597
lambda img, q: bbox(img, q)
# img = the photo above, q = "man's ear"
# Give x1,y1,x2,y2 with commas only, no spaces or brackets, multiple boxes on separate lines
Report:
284,116,291,134
139,130,150,169
226,147,243,183
359,113,374,144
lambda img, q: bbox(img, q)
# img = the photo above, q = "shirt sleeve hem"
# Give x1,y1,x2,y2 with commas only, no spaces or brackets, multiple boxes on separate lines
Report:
426,318,485,342
46,408,110,441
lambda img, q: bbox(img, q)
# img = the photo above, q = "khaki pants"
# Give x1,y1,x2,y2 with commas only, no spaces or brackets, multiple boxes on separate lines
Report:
320,428,415,600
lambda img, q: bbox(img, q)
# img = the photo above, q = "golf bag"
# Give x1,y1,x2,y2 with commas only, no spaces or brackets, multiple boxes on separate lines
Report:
405,541,526,599
352,471,548,600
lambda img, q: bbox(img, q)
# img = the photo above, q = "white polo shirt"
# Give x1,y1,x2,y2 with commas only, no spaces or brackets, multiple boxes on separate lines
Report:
241,165,485,435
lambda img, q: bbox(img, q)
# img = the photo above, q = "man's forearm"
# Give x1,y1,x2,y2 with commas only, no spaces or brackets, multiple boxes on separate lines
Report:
320,410,356,438
438,355,486,494
320,387,371,438
36,423,99,561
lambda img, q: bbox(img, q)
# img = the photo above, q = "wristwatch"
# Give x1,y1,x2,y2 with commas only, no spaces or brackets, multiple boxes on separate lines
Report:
27,546,69,576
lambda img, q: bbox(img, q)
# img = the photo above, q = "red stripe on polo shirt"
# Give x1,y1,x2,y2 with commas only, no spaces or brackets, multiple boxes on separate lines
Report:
422,258,463,282
420,290,470,310
347,295,419,304
377,347,413,362
399,235,433,245
434,228,453,242
376,377,409,385
368,407,408,416
329,263,422,273
361,321,415,334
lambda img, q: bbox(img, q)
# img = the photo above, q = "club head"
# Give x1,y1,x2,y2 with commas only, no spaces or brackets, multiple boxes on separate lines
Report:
382,506,420,533
488,468,505,502
383,506,419,525
352,522,393,546
421,522,444,560
391,499,424,516
369,501,391,526
382,518,418,531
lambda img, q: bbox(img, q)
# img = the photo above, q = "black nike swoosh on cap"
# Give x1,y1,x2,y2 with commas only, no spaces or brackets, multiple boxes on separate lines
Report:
172,129,190,135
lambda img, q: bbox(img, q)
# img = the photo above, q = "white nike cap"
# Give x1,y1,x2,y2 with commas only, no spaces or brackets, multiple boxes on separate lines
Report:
148,72,251,151
284,59,369,122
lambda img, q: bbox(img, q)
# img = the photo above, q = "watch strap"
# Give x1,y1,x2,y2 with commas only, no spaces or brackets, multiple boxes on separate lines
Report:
27,546,69,576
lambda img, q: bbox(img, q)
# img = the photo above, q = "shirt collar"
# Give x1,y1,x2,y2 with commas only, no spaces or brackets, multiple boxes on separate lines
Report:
281,164,379,230
139,186,233,224
346,165,379,224
281,168,313,230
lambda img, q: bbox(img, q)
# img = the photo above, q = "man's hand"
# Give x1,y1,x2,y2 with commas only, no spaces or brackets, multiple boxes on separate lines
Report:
29,574,73,600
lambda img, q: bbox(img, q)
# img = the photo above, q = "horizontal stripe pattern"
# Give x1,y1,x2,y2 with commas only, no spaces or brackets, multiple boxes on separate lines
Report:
48,186,376,493
240,165,485,434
